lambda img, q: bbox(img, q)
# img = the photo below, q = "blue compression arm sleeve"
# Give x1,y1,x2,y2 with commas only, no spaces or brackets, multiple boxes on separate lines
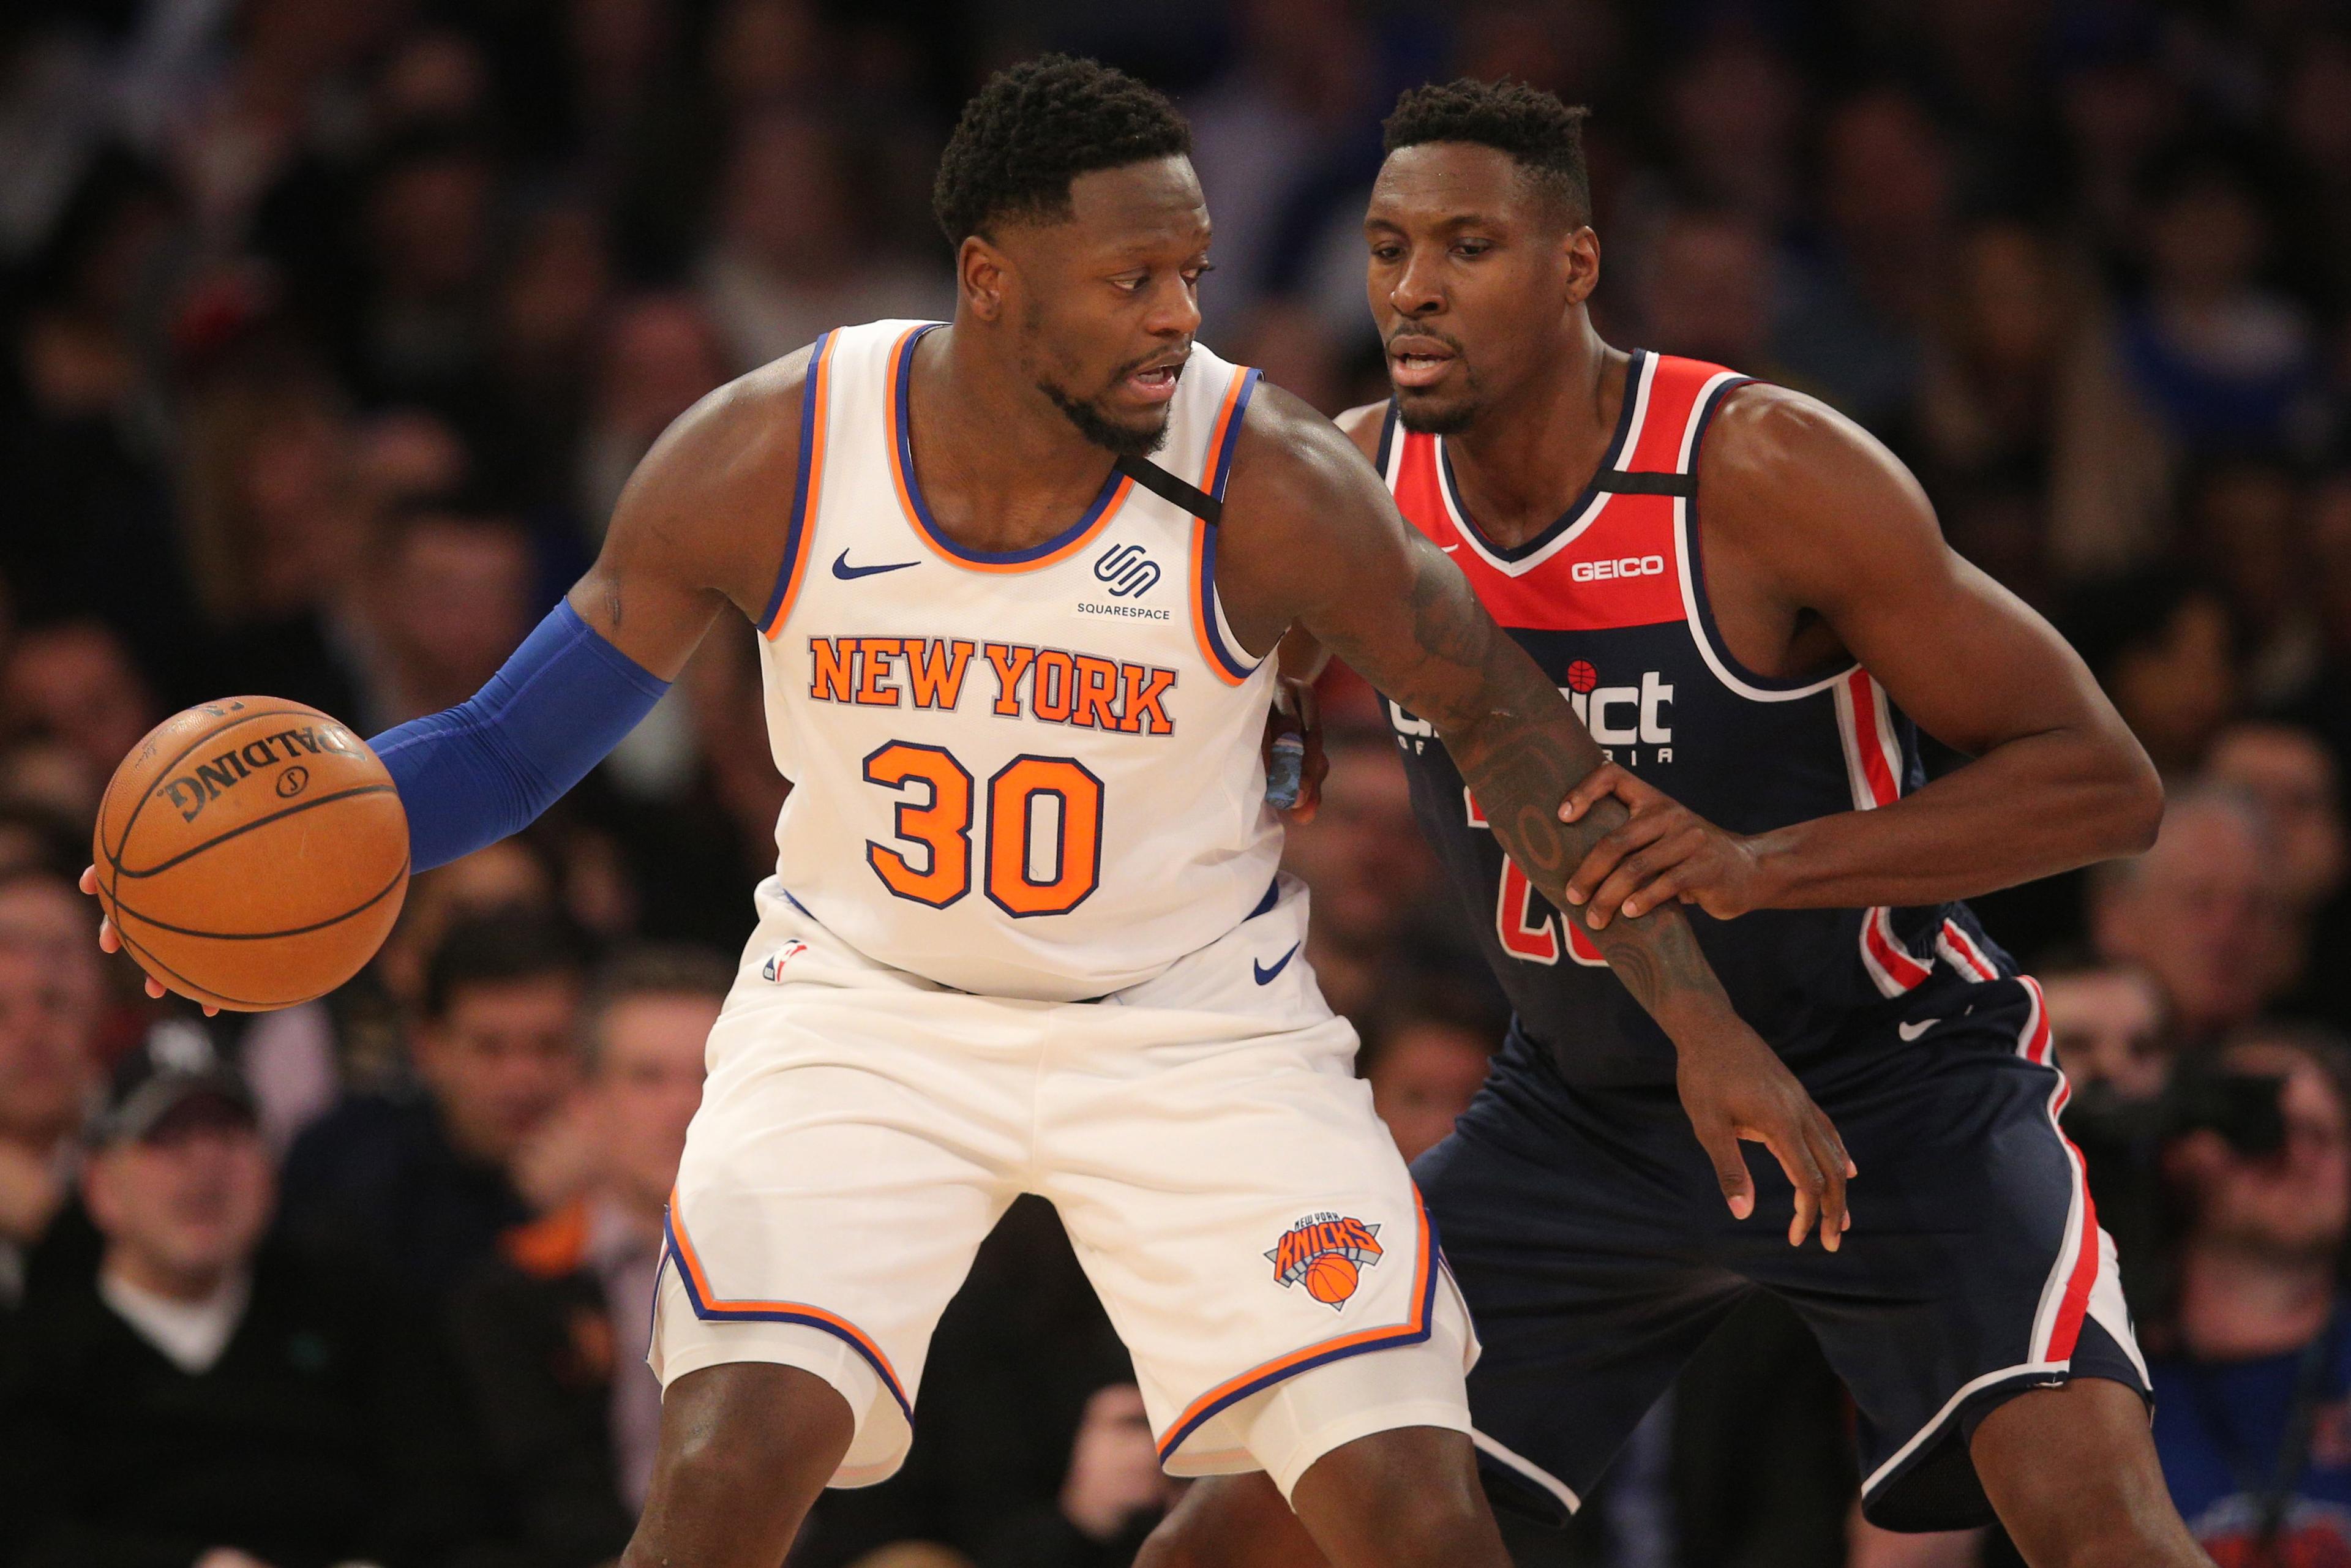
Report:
369,599,670,872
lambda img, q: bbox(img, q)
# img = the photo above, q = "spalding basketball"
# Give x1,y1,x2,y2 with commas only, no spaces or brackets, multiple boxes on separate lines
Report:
1303,1253,1359,1307
91,697,409,1011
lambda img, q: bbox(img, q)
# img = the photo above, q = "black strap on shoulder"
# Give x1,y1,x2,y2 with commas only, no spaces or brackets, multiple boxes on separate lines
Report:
1116,455,1222,527
1592,470,1698,498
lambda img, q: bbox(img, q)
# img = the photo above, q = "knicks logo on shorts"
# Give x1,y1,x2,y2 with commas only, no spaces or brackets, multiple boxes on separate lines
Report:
1266,1212,1382,1310
760,940,809,981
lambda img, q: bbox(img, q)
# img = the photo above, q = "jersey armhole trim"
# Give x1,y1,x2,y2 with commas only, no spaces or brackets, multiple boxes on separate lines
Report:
1192,365,1266,685
1673,373,1854,700
761,329,836,639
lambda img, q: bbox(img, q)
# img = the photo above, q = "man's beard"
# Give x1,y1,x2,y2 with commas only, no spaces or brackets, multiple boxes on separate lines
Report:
1040,378,1170,458
1395,387,1480,437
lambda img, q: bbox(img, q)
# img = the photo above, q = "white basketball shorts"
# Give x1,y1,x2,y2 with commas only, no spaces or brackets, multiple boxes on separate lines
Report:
648,872,1475,1495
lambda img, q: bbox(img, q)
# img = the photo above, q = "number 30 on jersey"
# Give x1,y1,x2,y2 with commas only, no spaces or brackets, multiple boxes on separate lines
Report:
861,742,1103,917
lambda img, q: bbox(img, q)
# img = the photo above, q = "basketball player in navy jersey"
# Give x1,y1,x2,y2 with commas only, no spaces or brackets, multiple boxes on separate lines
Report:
1144,81,2207,1567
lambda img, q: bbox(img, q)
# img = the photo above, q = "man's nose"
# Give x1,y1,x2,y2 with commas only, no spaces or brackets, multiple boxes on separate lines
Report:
1391,250,1445,317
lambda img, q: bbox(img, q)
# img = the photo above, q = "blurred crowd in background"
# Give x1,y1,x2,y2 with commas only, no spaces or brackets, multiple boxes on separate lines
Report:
6,0,2351,1564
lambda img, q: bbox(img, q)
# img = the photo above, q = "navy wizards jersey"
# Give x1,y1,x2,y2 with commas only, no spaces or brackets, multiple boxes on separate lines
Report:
1378,350,2010,1086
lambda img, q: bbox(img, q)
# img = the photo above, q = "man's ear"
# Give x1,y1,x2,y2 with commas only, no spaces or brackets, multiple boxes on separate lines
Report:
961,234,1012,321
1564,225,1601,309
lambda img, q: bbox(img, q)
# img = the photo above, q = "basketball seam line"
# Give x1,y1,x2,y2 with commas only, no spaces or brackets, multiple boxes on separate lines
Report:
106,912,299,1011
105,860,410,942
103,706,338,869
113,784,400,879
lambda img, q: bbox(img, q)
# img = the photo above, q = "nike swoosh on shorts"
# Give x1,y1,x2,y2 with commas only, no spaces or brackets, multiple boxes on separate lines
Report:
1254,944,1300,985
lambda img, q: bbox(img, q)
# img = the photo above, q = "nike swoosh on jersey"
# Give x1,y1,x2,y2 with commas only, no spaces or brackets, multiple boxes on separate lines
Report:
1897,1018,1939,1042
1253,943,1300,985
833,550,918,580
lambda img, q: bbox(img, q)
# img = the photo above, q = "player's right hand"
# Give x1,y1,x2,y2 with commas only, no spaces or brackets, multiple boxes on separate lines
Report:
78,865,220,1018
1669,1013,1854,1250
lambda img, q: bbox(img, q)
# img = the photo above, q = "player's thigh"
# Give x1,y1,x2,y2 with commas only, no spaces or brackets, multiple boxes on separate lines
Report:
659,959,1027,1487
1741,978,2153,1534
1038,1002,1471,1489
1414,1071,1749,1526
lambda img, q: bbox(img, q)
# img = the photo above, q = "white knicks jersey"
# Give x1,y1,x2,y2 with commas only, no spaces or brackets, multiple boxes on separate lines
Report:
752,320,1281,1000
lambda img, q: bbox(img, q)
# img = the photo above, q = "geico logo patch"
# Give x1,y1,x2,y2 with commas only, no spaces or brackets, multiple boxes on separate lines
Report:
1570,555,1667,583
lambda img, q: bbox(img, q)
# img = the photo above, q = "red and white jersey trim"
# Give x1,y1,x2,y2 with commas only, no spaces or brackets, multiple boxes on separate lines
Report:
1834,670,1933,997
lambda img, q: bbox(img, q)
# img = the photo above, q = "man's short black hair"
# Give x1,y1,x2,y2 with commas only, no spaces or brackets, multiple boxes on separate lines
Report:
424,909,589,1020
932,54,1193,246
1382,78,1593,225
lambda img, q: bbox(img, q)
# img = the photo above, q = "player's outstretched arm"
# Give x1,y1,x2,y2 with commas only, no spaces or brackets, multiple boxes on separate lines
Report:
1559,386,2164,928
365,348,814,872
1217,385,1853,1247
79,349,813,1002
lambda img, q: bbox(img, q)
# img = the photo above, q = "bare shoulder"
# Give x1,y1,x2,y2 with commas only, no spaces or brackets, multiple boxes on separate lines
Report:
1333,400,1390,466
600,343,817,615
1223,381,1389,520
1697,381,1937,546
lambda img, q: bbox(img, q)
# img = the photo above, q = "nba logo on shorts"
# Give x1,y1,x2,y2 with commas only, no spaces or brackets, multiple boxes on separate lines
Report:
1267,1212,1383,1310
760,940,809,981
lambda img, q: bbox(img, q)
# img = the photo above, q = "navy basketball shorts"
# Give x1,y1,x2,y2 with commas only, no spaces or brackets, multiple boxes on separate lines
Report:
1416,974,2151,1532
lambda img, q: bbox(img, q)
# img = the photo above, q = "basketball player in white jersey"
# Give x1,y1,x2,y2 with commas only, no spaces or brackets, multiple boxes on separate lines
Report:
89,58,1858,1566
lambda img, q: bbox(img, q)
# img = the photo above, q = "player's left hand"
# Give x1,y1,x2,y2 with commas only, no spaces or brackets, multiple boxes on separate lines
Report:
78,865,220,1018
1262,675,1328,822
1558,763,1769,928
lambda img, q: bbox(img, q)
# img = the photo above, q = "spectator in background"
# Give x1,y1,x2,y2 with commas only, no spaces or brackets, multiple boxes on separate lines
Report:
2065,566,2239,775
2044,961,2174,1104
575,293,729,540
1359,997,1498,1163
1635,206,1778,375
0,868,102,1309
2208,721,2351,1019
2090,786,2292,1046
2187,460,2320,709
360,503,538,730
279,911,588,1307
449,943,729,1563
1773,87,1953,429
2116,157,2324,460
177,352,376,724
1,617,159,817
2148,1027,2351,1562
1277,730,1447,1025
0,1022,484,1568
696,110,948,376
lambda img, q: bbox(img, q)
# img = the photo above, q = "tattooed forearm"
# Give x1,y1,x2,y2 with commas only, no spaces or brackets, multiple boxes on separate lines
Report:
1322,541,1732,1024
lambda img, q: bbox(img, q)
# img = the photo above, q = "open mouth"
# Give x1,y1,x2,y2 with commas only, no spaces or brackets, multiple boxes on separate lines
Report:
1389,338,1457,389
1120,353,1187,404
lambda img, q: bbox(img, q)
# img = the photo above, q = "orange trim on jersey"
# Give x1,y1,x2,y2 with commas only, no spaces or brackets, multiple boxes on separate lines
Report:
1154,1190,1438,1460
884,324,1133,574
664,1190,910,1414
763,331,838,639
1189,518,1250,686
1198,364,1253,491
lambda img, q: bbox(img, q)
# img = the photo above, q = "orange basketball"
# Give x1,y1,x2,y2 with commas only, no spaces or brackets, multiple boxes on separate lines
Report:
1303,1253,1359,1307
91,697,409,1012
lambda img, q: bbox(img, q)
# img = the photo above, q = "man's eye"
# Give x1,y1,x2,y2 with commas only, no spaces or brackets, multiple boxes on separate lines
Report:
1455,241,1492,258
1371,244,1402,262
